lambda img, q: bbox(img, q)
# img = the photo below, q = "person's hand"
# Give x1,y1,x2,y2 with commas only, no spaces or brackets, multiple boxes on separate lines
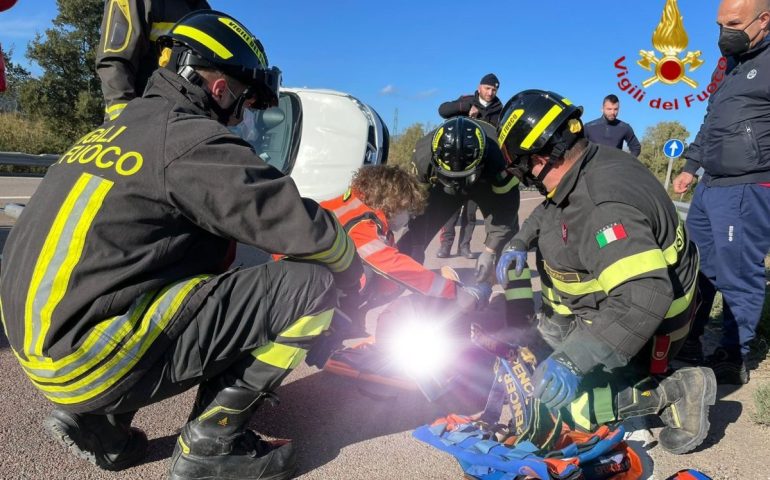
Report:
496,242,528,285
468,105,480,118
531,353,583,410
672,172,694,194
456,282,493,311
475,249,496,283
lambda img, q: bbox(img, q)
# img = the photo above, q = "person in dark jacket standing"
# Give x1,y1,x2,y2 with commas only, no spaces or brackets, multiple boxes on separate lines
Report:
436,73,503,258
497,89,714,455
583,94,642,157
0,11,362,480
673,0,770,385
96,0,211,121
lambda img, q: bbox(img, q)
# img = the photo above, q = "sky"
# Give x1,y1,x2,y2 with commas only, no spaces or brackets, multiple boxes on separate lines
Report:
0,0,725,145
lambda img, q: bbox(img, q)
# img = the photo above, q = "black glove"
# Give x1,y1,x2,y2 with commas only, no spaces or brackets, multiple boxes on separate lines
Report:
475,250,496,283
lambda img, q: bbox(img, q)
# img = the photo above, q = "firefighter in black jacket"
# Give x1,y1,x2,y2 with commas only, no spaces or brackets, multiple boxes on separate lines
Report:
397,116,534,326
0,11,361,479
96,0,211,121
496,89,715,454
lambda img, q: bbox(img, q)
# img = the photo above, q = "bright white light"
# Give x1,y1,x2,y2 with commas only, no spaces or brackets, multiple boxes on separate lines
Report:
388,320,452,378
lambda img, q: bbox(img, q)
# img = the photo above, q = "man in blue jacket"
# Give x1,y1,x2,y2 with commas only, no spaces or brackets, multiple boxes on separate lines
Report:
673,0,770,384
583,94,642,157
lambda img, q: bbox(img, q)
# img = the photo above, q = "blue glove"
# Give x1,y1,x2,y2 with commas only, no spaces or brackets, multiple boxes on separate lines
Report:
457,282,493,311
475,250,496,283
496,243,528,285
531,353,583,410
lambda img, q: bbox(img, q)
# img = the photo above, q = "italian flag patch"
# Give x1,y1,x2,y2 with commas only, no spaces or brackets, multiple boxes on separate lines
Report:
595,223,627,248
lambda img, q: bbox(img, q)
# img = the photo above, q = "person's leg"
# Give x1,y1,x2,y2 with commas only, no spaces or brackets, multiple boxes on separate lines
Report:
677,182,716,364
396,187,462,264
47,261,339,478
458,201,477,258
437,207,461,258
704,184,770,383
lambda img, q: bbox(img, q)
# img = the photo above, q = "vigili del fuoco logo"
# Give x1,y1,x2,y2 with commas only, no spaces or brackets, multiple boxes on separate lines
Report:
612,0,726,110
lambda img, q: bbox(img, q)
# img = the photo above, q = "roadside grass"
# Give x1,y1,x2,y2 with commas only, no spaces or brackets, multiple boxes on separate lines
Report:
752,260,770,425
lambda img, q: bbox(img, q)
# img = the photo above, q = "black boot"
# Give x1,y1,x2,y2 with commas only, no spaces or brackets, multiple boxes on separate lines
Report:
43,409,148,471
436,243,451,258
674,338,704,365
705,346,749,385
617,366,716,454
169,386,295,480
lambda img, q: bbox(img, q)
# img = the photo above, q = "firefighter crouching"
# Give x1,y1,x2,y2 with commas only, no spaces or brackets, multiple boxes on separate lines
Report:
495,89,716,454
0,10,362,480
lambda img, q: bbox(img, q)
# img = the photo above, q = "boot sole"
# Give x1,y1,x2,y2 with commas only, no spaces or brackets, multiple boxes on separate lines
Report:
168,454,297,480
43,413,146,471
663,367,717,455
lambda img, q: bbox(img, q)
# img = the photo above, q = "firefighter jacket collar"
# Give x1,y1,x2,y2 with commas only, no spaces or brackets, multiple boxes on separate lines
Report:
549,143,599,206
145,68,216,120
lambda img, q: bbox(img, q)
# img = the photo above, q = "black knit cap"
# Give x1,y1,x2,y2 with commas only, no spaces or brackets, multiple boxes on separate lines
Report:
480,73,499,88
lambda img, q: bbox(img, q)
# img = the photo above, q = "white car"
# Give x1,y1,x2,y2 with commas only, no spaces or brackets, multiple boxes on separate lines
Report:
231,87,390,202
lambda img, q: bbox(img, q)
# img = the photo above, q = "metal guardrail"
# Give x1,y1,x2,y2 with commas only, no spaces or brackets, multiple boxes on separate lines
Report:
0,152,59,176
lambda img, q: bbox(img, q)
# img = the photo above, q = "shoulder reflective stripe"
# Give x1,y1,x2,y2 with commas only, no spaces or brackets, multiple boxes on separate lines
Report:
276,309,333,339
427,275,449,297
492,174,520,194
358,238,389,259
550,275,602,297
505,287,533,300
25,174,114,359
149,21,175,41
19,293,155,382
331,198,363,218
172,25,233,60
508,268,532,282
597,249,668,293
35,276,207,404
665,275,697,319
105,103,127,115
251,342,307,370
520,104,563,150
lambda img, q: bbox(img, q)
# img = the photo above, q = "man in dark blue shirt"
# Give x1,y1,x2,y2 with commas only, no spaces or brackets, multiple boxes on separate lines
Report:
584,94,642,157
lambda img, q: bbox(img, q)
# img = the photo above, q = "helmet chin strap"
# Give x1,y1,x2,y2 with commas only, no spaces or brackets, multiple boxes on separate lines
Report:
529,142,565,196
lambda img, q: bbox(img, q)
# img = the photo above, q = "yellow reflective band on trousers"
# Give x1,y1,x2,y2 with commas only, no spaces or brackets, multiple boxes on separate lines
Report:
31,275,207,404
277,310,334,339
251,343,307,370
492,174,520,194
24,173,113,359
570,391,592,430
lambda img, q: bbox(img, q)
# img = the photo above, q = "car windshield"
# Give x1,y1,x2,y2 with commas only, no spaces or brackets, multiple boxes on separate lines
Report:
231,92,302,173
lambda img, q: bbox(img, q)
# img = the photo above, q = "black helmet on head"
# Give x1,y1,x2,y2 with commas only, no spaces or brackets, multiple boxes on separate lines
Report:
157,10,281,113
431,117,486,195
497,90,584,194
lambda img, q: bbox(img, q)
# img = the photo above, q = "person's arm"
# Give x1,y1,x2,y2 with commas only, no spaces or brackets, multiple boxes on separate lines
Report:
96,0,148,120
165,130,362,288
438,95,473,119
514,202,545,250
474,149,519,253
555,202,673,373
625,125,642,157
348,220,456,299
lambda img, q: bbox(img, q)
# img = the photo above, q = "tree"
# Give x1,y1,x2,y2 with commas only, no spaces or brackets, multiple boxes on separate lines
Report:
388,123,426,168
638,121,690,187
20,0,103,149
1,47,32,112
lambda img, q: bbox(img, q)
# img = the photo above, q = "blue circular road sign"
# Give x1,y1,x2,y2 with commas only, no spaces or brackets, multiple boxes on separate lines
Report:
663,139,684,158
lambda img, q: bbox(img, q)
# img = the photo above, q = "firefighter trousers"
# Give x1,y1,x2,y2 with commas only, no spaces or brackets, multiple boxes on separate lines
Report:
89,261,338,415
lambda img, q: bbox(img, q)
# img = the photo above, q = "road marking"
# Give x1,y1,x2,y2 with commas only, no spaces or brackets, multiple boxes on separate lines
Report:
0,196,30,200
521,197,543,202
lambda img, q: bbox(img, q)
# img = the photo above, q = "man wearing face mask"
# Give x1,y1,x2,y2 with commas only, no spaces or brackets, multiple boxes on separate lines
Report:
397,117,535,328
0,10,362,480
672,0,770,385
